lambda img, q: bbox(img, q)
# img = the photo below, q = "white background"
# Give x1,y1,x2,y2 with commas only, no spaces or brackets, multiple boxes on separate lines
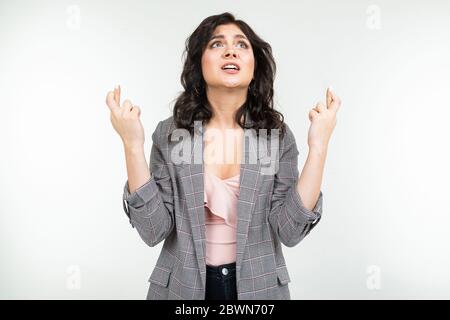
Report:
1,0,449,299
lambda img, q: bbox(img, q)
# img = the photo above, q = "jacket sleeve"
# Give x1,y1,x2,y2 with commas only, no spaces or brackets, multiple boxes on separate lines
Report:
267,123,323,247
122,121,175,247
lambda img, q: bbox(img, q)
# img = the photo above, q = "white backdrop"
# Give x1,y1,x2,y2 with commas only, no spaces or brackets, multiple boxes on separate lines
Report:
1,0,450,299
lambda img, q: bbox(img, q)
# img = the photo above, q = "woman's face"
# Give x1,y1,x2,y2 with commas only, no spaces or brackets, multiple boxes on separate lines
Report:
201,23,255,90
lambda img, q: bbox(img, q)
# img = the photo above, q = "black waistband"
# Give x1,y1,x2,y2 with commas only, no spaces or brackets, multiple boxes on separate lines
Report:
206,262,236,272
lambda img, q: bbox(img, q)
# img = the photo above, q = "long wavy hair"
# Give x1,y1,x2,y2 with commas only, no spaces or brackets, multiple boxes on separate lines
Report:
172,12,286,139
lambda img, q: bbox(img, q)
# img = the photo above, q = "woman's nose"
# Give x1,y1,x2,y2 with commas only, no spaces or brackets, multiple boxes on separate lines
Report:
224,50,237,58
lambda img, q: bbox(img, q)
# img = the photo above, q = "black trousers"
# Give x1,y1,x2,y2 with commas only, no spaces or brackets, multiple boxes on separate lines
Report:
205,262,237,300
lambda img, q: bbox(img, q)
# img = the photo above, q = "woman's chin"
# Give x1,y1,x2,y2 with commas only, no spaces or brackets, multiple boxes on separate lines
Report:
221,80,244,88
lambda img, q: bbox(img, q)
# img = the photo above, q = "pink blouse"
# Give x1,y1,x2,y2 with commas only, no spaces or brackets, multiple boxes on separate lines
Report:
203,171,240,266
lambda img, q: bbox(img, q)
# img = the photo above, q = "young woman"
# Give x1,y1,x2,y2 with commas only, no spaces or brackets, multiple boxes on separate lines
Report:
106,12,341,300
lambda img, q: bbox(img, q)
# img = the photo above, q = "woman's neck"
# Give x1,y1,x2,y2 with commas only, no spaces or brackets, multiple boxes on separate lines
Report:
205,86,247,130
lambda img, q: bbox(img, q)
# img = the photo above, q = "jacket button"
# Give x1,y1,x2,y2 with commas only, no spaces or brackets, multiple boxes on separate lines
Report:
222,267,229,275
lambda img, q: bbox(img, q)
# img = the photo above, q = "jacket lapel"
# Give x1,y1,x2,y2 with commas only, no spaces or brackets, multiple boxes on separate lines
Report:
178,113,264,289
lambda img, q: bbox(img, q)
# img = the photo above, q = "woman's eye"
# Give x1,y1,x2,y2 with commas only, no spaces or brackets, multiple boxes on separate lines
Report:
237,41,248,48
210,41,248,49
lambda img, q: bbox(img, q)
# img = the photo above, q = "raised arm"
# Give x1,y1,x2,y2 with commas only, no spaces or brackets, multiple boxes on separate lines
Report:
122,121,175,247
106,85,175,247
267,124,323,248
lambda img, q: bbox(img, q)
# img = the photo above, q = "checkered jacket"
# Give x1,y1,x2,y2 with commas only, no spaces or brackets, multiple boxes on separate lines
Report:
122,114,323,299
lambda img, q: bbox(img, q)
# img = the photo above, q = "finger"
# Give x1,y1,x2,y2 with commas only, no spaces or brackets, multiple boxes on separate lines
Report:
132,105,141,117
329,91,342,112
106,91,119,111
122,99,133,113
315,101,326,113
309,109,319,122
114,85,121,105
326,87,333,108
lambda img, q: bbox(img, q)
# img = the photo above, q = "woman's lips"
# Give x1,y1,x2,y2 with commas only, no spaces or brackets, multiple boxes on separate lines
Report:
222,68,240,74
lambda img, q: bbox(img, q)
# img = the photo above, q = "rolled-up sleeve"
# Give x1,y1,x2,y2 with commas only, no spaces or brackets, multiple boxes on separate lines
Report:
121,121,175,247
267,124,323,247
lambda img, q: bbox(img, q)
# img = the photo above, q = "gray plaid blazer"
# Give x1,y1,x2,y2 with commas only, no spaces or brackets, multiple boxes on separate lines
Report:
122,114,323,300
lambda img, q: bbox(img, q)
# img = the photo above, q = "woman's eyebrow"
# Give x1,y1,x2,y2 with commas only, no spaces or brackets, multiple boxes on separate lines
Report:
209,34,249,42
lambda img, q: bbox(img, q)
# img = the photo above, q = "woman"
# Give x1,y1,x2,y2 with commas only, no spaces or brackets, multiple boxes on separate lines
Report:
106,12,341,300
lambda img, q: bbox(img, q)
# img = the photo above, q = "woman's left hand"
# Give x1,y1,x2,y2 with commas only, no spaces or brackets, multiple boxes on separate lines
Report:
307,87,342,151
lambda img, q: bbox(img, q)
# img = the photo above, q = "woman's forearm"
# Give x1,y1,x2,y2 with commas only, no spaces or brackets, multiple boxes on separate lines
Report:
296,146,327,211
124,145,151,194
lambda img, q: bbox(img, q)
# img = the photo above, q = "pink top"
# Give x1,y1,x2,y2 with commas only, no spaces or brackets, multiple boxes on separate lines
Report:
203,171,240,266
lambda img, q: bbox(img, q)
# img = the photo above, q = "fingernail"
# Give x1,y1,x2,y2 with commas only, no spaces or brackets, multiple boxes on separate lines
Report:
328,86,333,93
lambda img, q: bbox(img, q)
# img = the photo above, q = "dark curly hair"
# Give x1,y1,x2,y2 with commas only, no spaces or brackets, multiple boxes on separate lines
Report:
172,12,286,139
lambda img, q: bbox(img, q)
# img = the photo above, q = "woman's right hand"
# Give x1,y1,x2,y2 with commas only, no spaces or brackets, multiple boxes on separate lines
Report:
106,85,145,149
